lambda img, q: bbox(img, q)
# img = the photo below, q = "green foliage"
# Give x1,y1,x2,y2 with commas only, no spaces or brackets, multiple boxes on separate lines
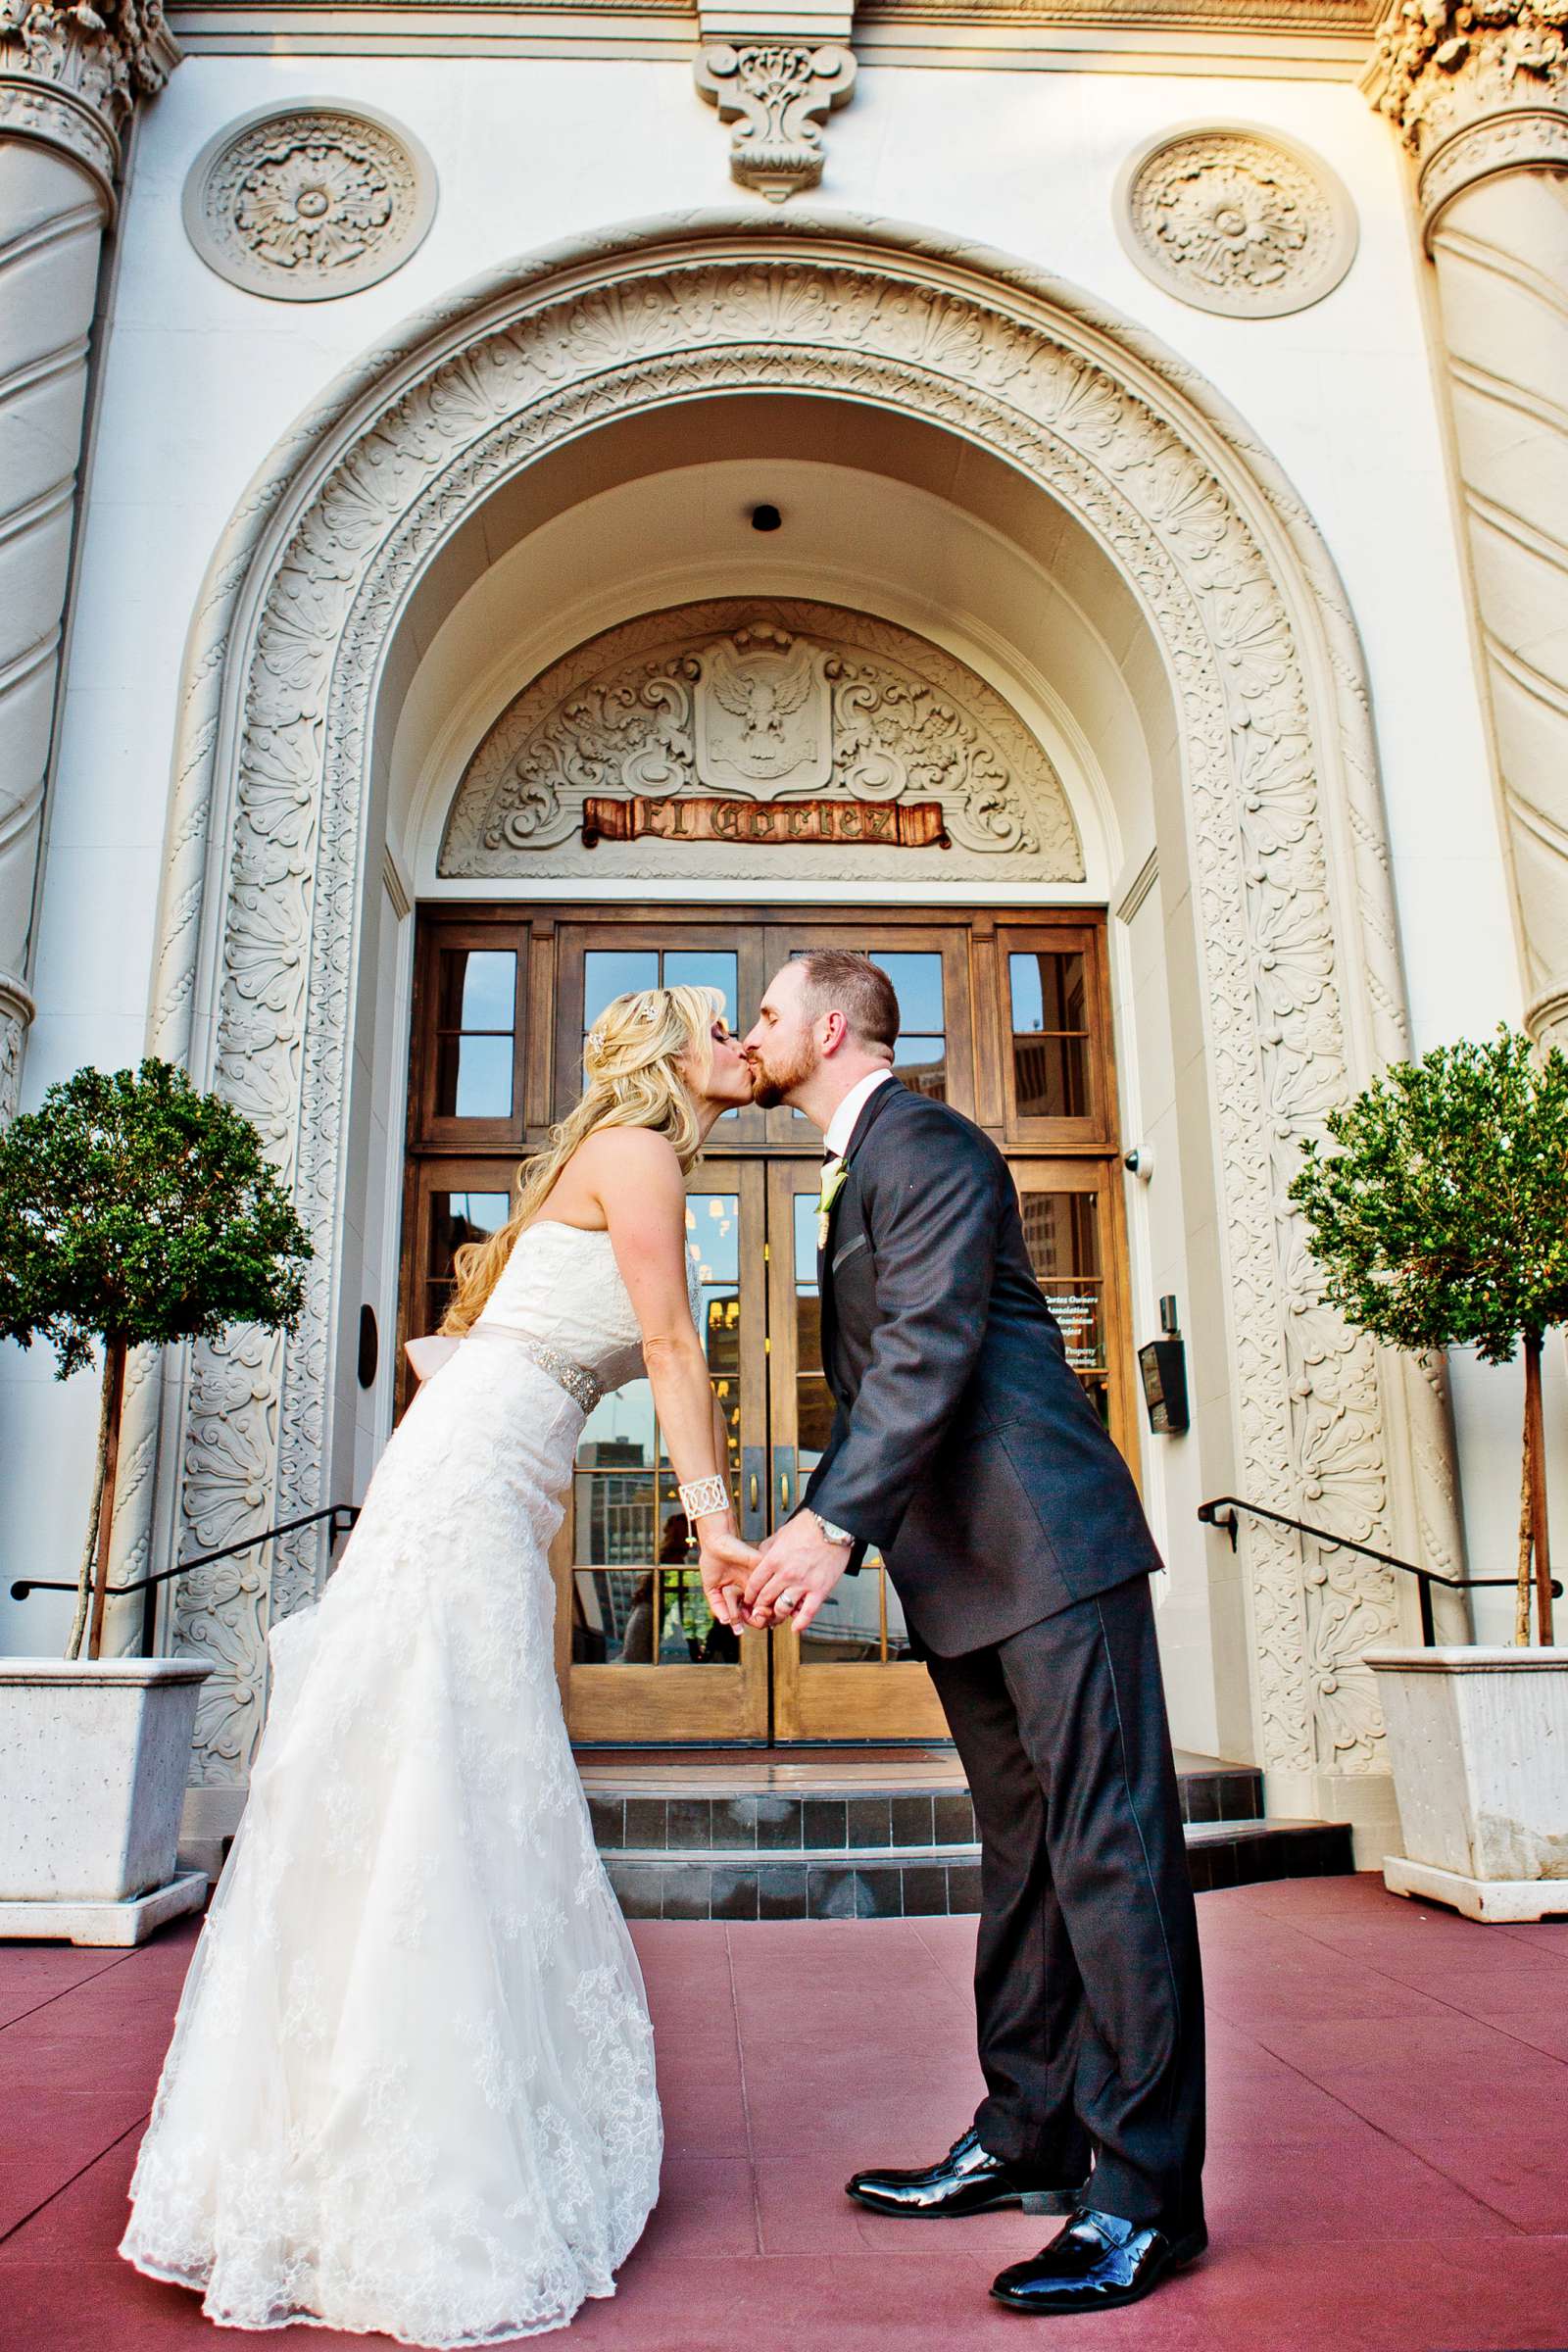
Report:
0,1059,312,1380
1290,1028,1568,1366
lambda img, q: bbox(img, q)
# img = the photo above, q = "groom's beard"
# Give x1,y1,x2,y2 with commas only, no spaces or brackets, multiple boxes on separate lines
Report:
747,1036,818,1109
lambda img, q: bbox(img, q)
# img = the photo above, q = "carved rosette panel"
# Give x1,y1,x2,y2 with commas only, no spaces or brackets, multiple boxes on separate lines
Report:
182,102,436,301
161,232,1457,1791
441,602,1084,883
1116,126,1358,318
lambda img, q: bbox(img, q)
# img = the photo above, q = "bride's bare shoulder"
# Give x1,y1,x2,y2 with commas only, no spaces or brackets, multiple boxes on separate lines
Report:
572,1127,684,1191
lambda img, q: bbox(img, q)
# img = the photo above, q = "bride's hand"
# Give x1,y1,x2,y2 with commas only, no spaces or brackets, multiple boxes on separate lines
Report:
697,1524,759,1629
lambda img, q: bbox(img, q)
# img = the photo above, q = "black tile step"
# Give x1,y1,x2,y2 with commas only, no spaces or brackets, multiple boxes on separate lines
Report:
588,1763,1263,1860
601,1815,1353,1921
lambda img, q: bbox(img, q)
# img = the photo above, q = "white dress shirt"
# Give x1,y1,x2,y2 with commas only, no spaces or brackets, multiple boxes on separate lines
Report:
821,1066,897,1165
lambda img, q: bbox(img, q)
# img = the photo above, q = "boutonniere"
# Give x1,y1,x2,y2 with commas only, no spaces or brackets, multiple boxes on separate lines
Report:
816,1160,848,1250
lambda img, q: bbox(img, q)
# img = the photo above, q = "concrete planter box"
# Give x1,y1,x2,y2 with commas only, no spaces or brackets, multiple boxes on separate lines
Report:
1367,1646,1568,1923
0,1658,212,1944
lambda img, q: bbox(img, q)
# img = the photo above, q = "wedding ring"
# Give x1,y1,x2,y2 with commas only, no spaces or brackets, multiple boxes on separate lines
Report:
777,1591,800,1614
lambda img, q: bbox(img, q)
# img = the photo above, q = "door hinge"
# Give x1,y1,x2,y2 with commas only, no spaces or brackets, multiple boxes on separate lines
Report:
763,1336,771,1354
763,1243,770,1262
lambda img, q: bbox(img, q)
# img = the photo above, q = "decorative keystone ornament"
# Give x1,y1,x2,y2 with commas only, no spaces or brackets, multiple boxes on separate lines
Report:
695,40,857,201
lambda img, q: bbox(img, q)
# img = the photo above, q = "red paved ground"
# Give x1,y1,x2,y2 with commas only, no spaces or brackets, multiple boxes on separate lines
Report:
2,1874,1566,2352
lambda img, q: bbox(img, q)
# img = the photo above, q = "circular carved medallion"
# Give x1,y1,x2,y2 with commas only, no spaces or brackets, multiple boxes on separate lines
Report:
1115,124,1357,319
182,102,437,301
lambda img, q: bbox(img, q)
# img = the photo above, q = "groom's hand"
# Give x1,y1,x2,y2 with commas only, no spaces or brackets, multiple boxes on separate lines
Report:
743,1514,852,1634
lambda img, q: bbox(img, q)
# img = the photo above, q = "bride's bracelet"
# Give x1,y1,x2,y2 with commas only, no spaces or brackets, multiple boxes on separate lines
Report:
678,1474,731,1530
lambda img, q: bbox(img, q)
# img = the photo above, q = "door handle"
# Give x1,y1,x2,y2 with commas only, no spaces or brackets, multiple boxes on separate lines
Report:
740,1446,767,1544
771,1446,798,1526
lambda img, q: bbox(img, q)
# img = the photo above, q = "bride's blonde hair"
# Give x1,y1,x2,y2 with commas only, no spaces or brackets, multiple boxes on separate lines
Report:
440,983,722,1337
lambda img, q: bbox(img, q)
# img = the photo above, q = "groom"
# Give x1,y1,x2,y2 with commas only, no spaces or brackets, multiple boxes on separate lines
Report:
739,951,1205,2318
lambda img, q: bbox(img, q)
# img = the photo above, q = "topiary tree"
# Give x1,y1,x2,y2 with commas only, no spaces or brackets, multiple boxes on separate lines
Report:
1291,1028,1568,1648
0,1060,313,1661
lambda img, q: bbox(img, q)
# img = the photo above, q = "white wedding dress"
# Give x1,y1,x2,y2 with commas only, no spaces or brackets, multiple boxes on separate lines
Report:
121,1222,668,2346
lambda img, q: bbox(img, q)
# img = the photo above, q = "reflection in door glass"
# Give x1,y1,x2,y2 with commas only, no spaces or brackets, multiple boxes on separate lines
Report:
1021,1188,1109,1426
583,950,659,1027
452,951,515,1030
425,1190,511,1330
871,951,944,1034
792,1184,914,1663
567,1194,742,1667
1008,952,1089,1118
873,953,946,1102
663,952,738,1028
435,950,516,1120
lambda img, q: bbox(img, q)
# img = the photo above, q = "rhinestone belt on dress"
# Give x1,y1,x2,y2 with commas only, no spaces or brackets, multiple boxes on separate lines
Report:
467,1324,603,1415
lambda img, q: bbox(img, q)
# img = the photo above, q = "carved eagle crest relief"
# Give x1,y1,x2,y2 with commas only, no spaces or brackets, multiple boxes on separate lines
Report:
694,624,832,791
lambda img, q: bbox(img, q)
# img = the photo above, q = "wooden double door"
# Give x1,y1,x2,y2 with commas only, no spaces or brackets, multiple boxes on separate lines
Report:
402,905,1136,1745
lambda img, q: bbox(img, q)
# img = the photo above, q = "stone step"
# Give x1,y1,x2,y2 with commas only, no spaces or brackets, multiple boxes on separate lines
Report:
586,1761,1264,1860
602,1816,1354,1922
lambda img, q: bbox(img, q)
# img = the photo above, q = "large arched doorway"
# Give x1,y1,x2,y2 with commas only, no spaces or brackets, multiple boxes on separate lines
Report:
145,214,1462,1853
408,593,1130,1745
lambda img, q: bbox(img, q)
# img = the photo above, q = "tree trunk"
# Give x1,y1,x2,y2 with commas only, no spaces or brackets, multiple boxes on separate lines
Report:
85,1334,127,1664
1515,1434,1534,1649
1523,1333,1554,1647
64,1360,114,1661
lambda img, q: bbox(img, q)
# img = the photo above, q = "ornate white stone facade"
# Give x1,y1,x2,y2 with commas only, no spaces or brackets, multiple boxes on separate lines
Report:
0,11,1553,1857
115,214,1458,1811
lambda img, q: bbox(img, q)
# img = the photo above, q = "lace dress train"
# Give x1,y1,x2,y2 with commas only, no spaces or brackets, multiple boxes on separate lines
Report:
120,1224,665,2344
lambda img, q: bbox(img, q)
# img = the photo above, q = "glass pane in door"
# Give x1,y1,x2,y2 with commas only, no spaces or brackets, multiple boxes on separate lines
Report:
569,1190,744,1667
423,1187,512,1333
873,951,947,1103
583,950,660,1027
1008,950,1089,1118
434,949,516,1118
663,952,739,1027
1019,1186,1109,1427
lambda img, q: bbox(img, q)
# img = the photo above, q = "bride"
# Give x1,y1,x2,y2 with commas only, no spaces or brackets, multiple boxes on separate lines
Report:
121,985,760,2345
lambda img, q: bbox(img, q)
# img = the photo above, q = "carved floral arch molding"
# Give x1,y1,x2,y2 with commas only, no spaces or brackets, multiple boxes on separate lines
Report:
145,210,1461,1794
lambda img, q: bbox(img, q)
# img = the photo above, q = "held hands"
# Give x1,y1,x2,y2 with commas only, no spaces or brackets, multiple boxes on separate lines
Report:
696,1520,760,1630
742,1512,853,1634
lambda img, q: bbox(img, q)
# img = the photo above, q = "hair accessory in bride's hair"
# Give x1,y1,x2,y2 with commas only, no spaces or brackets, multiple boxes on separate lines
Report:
584,988,663,1081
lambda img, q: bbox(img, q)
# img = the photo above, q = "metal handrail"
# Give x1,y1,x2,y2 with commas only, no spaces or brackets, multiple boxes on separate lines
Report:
9,1504,360,1604
1198,1494,1561,1645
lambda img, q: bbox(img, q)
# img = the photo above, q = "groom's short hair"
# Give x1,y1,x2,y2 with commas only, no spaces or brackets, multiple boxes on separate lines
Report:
797,950,900,1052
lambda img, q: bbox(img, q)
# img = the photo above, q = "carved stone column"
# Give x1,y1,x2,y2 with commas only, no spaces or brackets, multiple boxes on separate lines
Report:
1366,5,1568,1051
0,2,179,1108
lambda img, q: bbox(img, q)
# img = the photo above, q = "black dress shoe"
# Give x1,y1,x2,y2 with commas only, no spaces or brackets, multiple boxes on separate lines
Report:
990,2207,1207,2314
846,2128,1089,2219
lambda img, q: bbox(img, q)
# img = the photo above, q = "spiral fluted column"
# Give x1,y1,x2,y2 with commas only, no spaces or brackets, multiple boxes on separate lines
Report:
0,3,178,1112
1366,5,1568,1053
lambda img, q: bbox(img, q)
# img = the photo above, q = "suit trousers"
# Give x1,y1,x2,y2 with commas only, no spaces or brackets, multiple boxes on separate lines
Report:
923,1572,1205,2228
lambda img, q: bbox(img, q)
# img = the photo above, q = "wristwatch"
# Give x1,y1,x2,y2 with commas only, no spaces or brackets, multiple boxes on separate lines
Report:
811,1510,855,1549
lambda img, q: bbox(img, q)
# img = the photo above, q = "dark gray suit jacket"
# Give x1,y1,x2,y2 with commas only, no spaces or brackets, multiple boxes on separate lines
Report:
803,1079,1161,1657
